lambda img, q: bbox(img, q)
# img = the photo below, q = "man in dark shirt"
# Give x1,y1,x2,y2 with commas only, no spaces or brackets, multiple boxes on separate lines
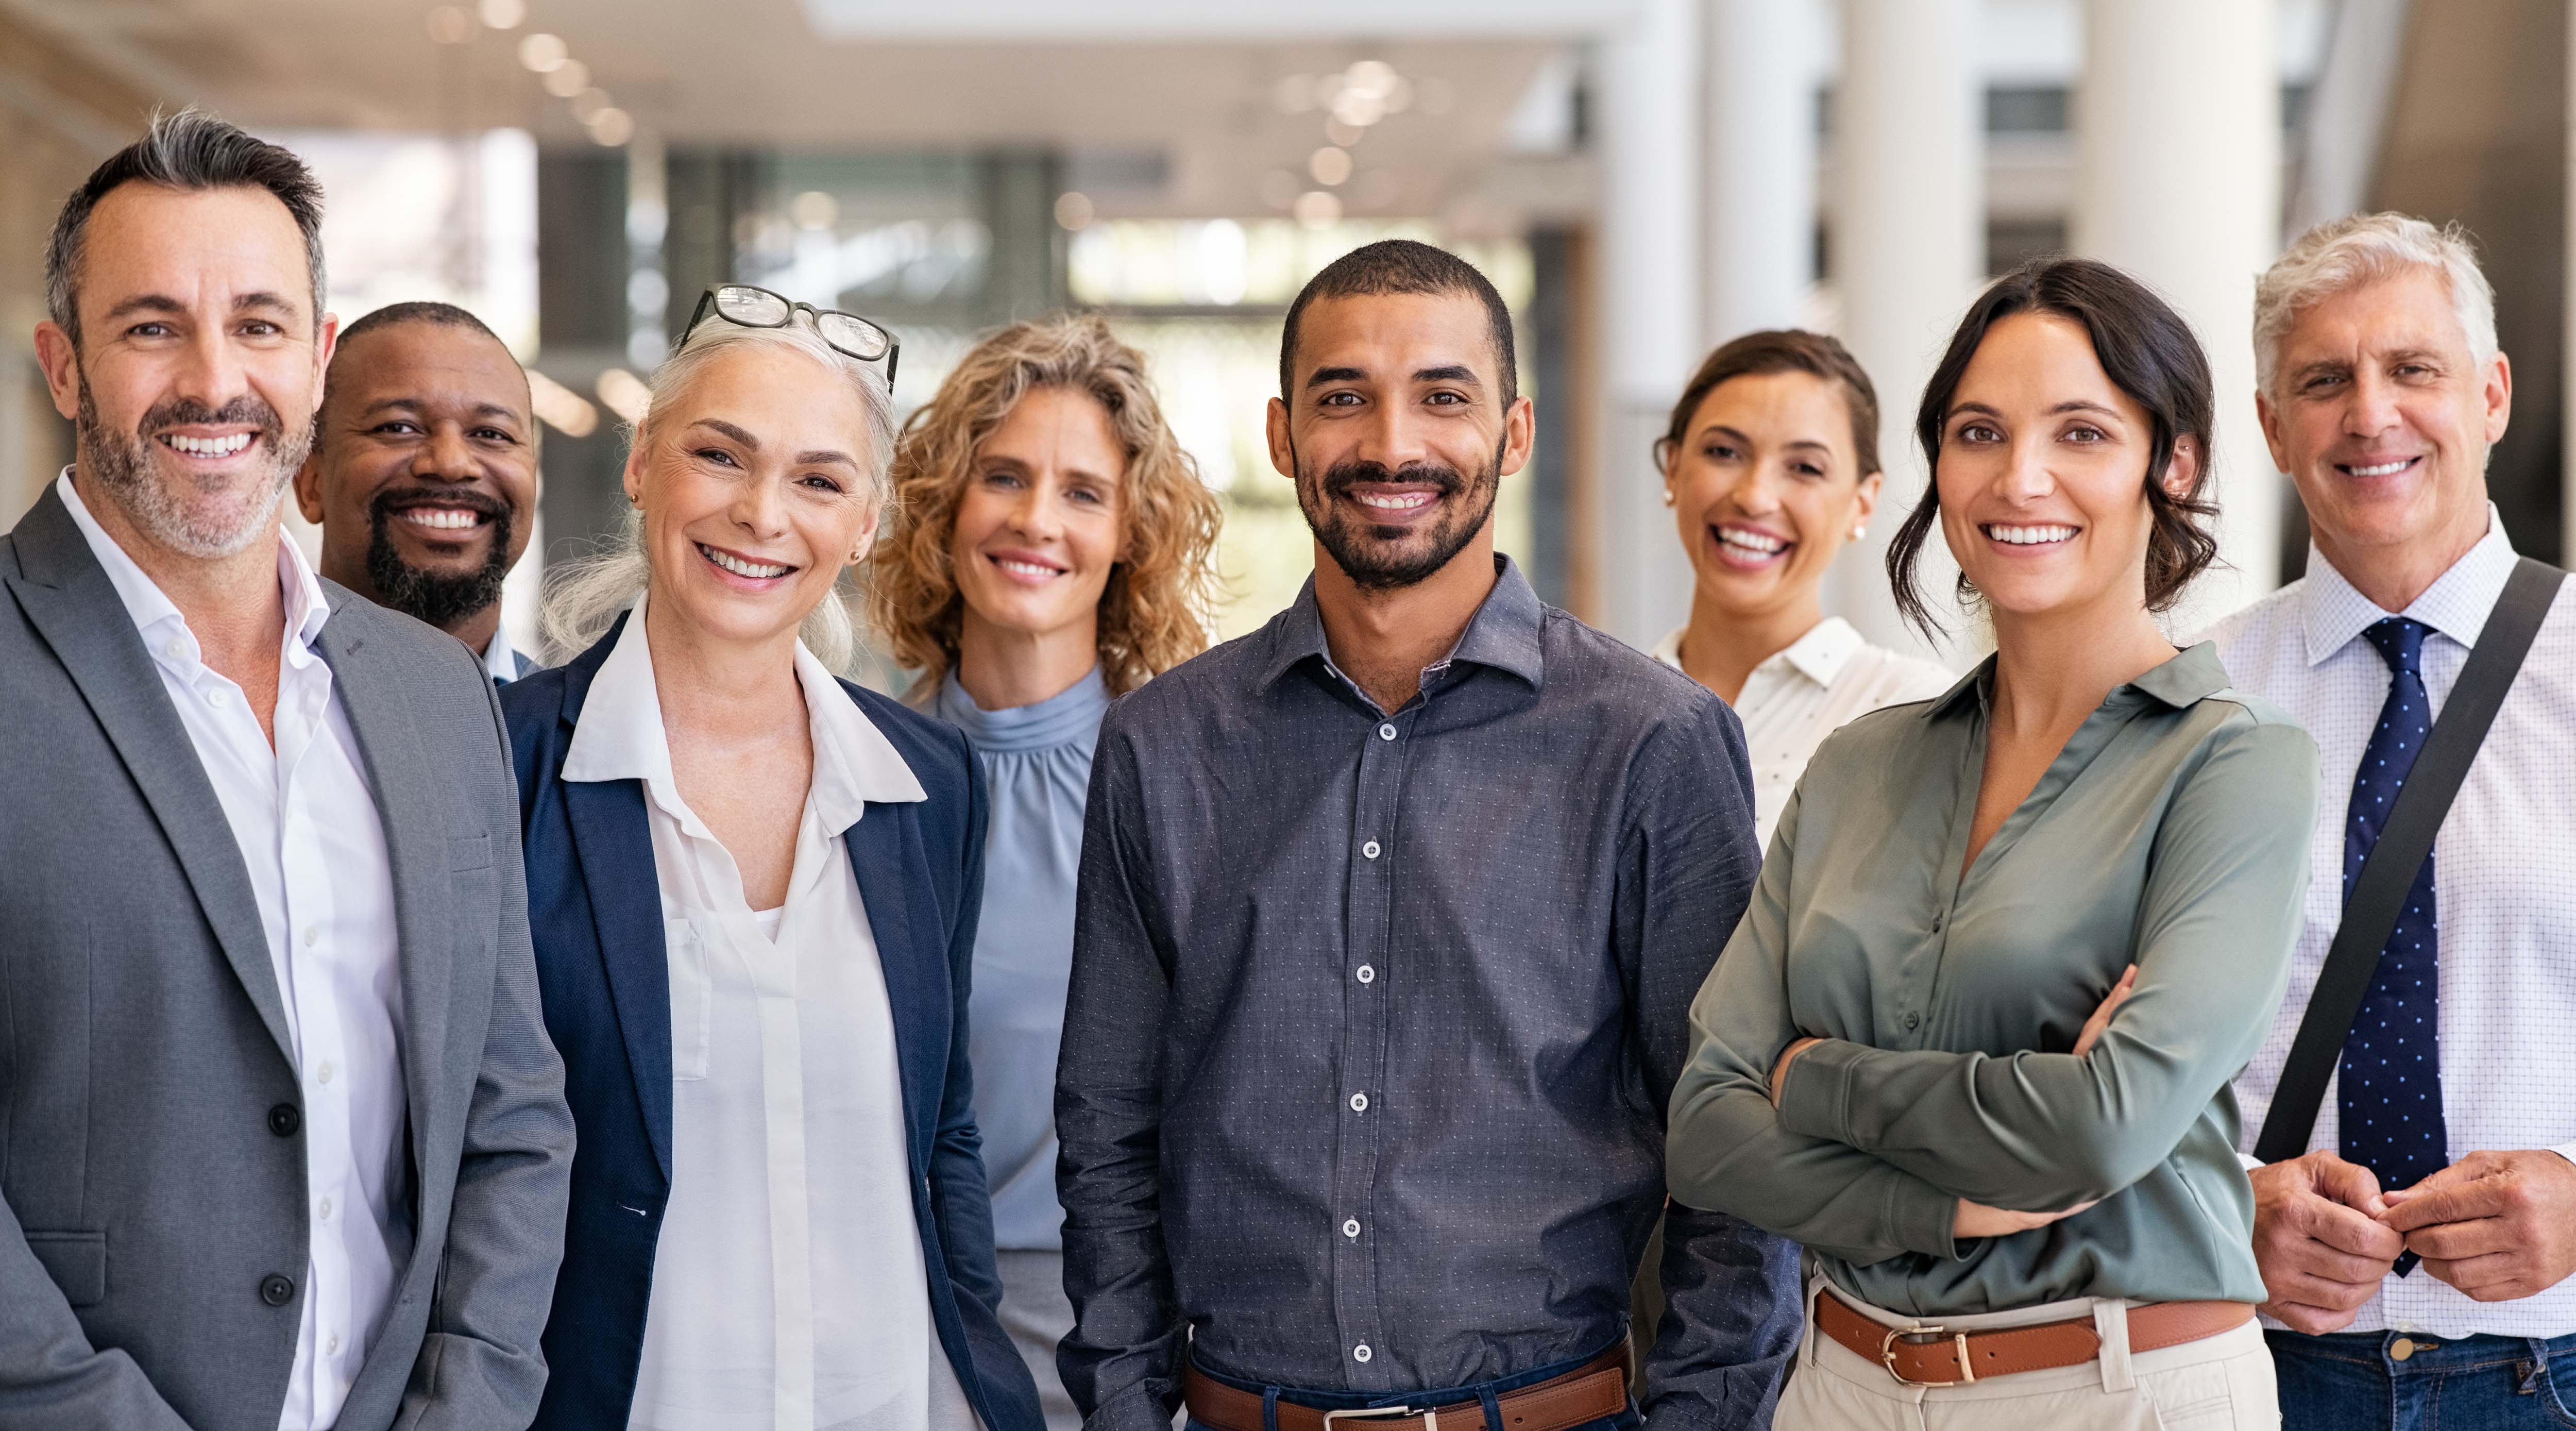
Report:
1056,240,1800,1431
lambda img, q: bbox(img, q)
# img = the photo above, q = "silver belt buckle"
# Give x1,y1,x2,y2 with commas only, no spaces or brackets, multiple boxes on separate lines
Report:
1322,1406,1433,1431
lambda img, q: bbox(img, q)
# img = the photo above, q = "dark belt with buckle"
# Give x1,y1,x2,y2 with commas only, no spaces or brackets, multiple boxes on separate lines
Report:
1181,1345,1630,1431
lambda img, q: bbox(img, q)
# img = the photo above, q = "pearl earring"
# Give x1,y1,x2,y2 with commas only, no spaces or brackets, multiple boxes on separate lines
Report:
1662,488,1676,508
1851,525,1868,541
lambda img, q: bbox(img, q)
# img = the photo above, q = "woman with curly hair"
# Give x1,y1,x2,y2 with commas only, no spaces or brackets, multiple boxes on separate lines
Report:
869,311,1222,1428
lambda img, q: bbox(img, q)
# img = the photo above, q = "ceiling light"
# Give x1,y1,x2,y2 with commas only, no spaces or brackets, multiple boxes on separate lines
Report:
540,59,589,97
476,0,525,28
527,370,599,439
1331,90,1386,128
425,6,476,44
1293,190,1343,229
1053,191,1094,231
517,31,566,72
586,107,634,146
792,190,841,230
1308,146,1352,187
595,368,652,426
569,87,612,122
1344,60,1398,98
1325,118,1367,149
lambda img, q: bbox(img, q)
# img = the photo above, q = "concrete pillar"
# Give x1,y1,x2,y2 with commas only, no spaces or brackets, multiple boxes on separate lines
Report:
1704,0,1819,345
1826,0,1982,658
1592,0,1702,650
2074,0,2282,628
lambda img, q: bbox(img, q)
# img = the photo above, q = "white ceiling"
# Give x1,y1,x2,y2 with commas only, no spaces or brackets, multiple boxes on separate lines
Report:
3,0,1578,223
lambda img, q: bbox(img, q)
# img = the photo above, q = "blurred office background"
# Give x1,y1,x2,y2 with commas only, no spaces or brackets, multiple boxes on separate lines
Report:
0,0,2563,667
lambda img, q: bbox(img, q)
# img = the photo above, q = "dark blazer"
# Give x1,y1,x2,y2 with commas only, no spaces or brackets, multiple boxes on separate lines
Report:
501,614,1042,1431
0,485,573,1431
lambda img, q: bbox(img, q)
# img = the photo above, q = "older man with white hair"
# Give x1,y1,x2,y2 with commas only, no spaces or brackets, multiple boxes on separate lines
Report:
2201,212,2576,1429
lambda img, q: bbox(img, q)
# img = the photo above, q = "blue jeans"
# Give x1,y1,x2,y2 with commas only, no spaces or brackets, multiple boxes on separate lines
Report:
2268,1328,2576,1430
1182,1344,1642,1431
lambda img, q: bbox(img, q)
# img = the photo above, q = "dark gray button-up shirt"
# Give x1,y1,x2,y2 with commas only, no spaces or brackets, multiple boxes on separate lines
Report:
1057,558,1800,1431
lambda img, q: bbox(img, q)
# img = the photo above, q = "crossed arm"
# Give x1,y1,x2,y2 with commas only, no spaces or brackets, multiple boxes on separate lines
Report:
1670,720,2320,1260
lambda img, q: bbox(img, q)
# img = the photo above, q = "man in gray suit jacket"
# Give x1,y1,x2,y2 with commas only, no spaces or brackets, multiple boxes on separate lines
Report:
0,110,574,1430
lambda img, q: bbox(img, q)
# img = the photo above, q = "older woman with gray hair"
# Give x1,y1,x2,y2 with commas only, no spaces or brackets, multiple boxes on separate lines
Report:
502,286,1045,1431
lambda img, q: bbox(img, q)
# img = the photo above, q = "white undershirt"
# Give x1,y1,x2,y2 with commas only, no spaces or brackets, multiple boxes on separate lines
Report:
561,595,978,1431
2200,508,2576,1339
1650,615,1957,847
58,472,405,1430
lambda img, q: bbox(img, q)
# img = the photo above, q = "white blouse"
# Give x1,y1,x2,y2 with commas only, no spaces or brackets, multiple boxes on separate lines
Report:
1651,616,1956,848
562,596,978,1431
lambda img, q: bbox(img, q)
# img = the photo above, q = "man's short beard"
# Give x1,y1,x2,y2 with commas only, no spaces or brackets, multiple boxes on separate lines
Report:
1292,435,1504,593
76,377,303,560
365,492,515,632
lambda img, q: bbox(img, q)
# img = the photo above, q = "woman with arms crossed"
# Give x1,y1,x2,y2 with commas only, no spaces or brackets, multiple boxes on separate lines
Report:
505,289,1043,1431
870,312,1221,1428
1668,259,2320,1430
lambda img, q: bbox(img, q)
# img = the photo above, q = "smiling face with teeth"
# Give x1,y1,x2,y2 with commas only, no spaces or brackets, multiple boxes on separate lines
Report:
1934,312,2200,633
947,385,1129,676
625,343,884,658
1267,291,1534,597
37,182,333,565
2256,265,2512,608
294,315,537,647
1664,368,1883,639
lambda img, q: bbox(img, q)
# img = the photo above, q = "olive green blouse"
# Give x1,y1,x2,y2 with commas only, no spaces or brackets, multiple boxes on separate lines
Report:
1669,642,2320,1316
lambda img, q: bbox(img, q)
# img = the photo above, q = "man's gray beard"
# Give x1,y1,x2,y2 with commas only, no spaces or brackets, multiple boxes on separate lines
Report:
76,380,308,560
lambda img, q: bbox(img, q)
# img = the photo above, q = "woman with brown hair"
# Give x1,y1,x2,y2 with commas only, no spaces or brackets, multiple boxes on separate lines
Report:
869,311,1222,1428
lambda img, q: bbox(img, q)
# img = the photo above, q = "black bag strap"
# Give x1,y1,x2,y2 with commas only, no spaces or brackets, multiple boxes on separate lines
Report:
2253,556,2564,1165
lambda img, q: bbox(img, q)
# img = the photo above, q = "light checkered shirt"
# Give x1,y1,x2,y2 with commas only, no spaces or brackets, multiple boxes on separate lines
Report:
2198,507,2576,1340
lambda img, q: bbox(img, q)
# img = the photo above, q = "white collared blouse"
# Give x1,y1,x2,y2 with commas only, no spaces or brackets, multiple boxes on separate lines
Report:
1651,615,1956,847
2201,509,2576,1341
561,595,977,1431
58,471,404,1431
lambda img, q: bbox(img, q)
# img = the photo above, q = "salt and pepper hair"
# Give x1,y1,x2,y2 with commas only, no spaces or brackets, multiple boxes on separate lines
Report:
539,321,900,672
2254,212,2499,397
46,107,326,346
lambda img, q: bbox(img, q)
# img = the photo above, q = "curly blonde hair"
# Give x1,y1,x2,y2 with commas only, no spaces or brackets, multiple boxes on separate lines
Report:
870,312,1223,697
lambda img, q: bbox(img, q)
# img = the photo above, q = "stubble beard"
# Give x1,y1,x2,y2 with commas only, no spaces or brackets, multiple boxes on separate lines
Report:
1292,434,1505,594
76,375,307,560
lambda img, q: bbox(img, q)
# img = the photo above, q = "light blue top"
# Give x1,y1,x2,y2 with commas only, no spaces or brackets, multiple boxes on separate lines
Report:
936,664,1110,1252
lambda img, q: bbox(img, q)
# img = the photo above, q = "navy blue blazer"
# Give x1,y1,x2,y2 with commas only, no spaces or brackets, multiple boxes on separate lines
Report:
501,615,1042,1431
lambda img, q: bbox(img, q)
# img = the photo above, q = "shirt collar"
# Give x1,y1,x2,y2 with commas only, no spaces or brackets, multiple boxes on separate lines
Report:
1778,616,1866,688
56,467,330,660
564,593,925,835
1259,554,1547,693
1923,640,2230,720
482,621,523,684
2298,503,2519,665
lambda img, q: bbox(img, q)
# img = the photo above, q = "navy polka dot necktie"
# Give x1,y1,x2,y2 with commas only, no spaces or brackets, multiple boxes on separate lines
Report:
2337,616,2451,1192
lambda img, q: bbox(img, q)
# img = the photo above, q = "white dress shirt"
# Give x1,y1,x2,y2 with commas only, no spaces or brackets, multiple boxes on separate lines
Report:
58,472,406,1430
1651,615,1956,847
481,621,524,684
561,596,978,1431
2201,508,2576,1340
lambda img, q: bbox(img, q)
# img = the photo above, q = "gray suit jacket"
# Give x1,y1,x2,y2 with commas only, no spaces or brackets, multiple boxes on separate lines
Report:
0,486,575,1430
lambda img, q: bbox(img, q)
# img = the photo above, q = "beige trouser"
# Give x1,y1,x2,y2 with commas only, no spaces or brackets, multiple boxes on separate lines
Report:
1775,1273,2280,1431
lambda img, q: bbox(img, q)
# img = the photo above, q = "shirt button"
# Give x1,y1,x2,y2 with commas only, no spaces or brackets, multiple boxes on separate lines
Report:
1343,1218,1362,1238
302,925,320,948
1352,1343,1372,1363
1355,964,1376,984
1378,723,1397,741
1931,913,1945,933
259,1273,296,1307
326,1333,341,1356
316,1062,335,1086
318,1197,332,1220
1349,1092,1369,1113
1361,839,1381,860
1904,1012,1921,1031
164,638,187,660
207,688,229,708
268,1104,300,1137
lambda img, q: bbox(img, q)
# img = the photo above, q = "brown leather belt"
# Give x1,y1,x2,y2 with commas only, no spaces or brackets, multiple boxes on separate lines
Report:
1817,1288,2254,1387
1182,1346,1630,1431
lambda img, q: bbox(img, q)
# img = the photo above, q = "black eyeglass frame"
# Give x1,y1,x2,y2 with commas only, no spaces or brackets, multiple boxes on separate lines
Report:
681,284,901,386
